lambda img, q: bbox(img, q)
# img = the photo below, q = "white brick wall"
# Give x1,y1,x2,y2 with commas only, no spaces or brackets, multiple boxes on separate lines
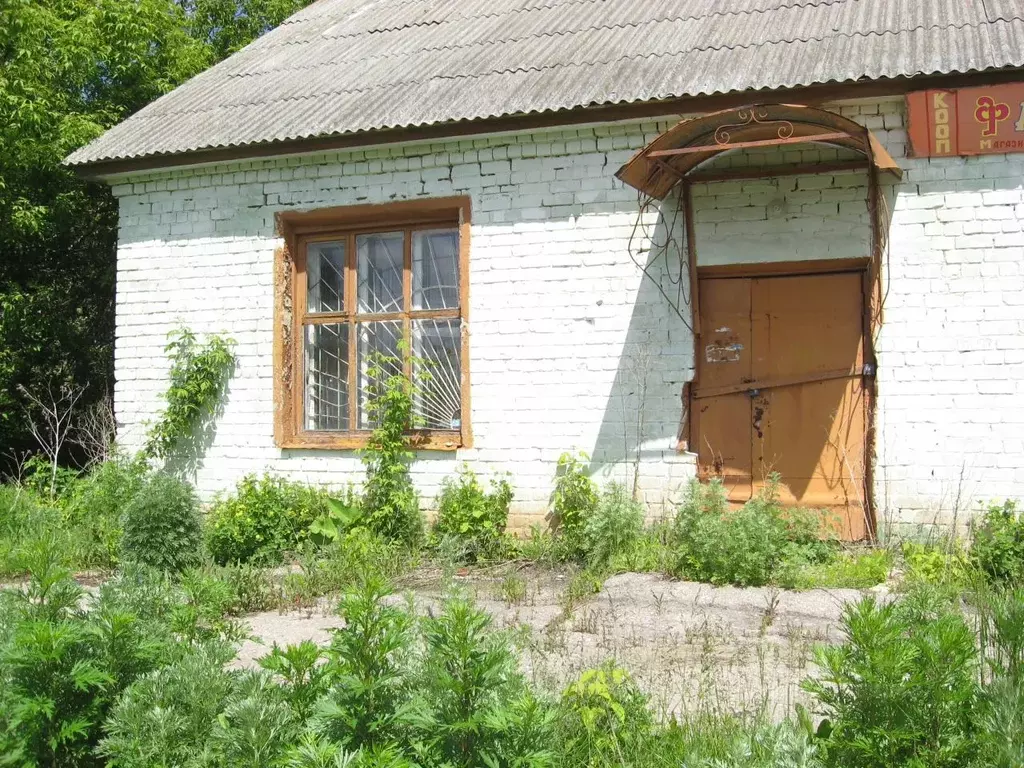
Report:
111,96,1024,531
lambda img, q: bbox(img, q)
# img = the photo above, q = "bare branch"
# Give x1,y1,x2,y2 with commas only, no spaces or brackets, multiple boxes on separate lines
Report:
74,394,117,468
17,380,86,497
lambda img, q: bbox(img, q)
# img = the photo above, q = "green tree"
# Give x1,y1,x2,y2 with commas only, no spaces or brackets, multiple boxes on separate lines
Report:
0,0,310,470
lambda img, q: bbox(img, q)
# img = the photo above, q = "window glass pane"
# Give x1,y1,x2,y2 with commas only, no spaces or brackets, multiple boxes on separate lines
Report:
357,320,403,429
412,318,461,430
304,323,349,431
307,241,345,313
357,232,404,314
412,229,459,310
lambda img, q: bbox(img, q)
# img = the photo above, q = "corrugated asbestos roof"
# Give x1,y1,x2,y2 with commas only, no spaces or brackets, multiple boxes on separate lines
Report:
66,0,1024,167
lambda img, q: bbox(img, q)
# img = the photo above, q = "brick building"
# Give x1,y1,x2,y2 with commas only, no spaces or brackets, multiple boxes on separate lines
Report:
68,0,1024,537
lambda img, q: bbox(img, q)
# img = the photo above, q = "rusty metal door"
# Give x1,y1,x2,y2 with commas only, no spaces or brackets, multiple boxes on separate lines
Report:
693,270,869,539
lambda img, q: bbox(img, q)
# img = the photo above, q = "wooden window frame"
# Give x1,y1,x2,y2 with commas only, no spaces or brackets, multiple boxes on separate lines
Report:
274,197,472,451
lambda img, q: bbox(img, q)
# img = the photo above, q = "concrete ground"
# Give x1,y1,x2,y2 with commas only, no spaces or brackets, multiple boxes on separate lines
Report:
233,564,882,720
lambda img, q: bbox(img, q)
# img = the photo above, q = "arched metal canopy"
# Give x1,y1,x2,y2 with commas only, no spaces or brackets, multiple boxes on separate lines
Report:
616,103,902,199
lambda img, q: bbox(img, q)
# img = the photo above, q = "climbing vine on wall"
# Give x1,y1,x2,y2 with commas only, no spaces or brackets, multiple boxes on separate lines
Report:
144,327,236,462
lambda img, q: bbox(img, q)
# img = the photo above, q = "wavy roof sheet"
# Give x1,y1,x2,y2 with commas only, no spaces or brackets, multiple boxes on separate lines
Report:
67,0,1024,167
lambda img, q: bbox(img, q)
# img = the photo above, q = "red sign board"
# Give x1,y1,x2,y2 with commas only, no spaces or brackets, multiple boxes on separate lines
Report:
907,83,1024,157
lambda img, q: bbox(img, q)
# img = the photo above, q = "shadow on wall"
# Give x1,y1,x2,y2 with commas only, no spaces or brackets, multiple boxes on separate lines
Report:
589,191,696,507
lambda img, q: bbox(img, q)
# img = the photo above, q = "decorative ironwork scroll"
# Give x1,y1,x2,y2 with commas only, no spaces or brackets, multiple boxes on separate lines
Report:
714,107,795,146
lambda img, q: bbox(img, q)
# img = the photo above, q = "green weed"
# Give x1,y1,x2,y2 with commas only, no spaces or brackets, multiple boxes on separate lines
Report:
121,472,203,574
432,465,514,562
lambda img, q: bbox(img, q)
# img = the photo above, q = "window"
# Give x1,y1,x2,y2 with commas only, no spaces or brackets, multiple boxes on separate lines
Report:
274,197,471,450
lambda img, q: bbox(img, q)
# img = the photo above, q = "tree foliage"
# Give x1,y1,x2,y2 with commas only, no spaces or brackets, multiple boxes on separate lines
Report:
0,0,312,470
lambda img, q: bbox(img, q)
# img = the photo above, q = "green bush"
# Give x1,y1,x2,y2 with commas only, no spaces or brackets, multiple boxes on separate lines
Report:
972,501,1024,585
205,474,328,565
902,540,972,587
804,588,981,768
98,643,235,768
671,477,834,587
314,577,416,751
581,482,644,568
432,466,514,561
410,596,554,767
552,452,598,554
0,534,170,767
62,455,147,569
557,661,654,768
0,485,61,576
121,472,203,573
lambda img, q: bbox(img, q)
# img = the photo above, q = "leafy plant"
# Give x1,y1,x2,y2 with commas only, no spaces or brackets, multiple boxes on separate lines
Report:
206,473,329,565
499,575,527,605
259,641,328,720
552,452,598,554
170,568,248,645
0,534,168,767
98,643,235,768
557,662,653,767
780,548,892,590
314,577,416,751
672,476,832,587
972,501,1024,585
0,485,62,577
902,540,971,587
360,354,423,546
433,466,514,562
310,492,364,546
121,472,203,573
410,596,547,767
218,562,278,614
804,588,981,768
208,670,300,768
580,482,644,568
61,454,147,569
144,327,236,463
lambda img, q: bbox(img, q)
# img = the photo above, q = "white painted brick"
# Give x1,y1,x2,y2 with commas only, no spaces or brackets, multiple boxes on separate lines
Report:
110,99,1024,529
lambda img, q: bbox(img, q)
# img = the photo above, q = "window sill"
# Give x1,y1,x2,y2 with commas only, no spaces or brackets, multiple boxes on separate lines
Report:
278,430,464,451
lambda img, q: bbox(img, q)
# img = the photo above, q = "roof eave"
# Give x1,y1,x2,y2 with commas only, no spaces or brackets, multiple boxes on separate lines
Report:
69,68,1024,180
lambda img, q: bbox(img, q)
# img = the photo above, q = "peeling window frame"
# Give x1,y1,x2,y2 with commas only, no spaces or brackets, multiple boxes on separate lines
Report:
274,197,472,451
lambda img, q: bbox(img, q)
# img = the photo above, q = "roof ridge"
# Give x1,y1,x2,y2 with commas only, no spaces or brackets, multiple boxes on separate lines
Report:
314,0,846,42
215,14,1000,84
115,19,1016,123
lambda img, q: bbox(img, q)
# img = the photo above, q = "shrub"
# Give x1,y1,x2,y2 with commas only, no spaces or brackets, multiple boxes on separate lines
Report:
671,476,832,587
205,474,328,565
0,535,169,767
0,485,61,576
121,472,203,573
581,482,644,568
433,466,514,561
672,479,786,586
972,500,1024,585
314,577,416,751
62,455,147,569
208,669,300,768
411,596,552,767
804,588,981,768
557,662,654,767
361,359,423,546
552,452,598,553
98,643,235,768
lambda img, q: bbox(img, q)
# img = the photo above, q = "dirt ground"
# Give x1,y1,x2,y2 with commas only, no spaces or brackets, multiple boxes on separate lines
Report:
234,564,883,720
